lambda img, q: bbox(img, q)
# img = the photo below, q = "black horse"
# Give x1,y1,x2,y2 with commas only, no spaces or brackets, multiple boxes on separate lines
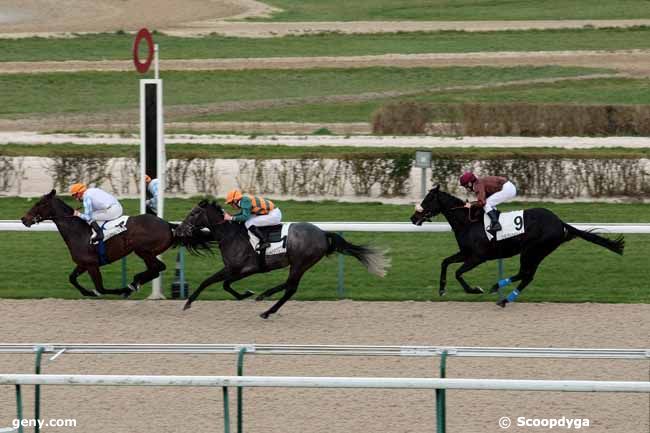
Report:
175,200,389,318
21,190,178,297
410,186,624,307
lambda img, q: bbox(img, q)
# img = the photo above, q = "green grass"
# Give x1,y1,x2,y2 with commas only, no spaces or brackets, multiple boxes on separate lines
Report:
0,66,607,118
4,28,650,61
4,143,650,160
1,198,648,303
251,0,650,21
200,78,650,123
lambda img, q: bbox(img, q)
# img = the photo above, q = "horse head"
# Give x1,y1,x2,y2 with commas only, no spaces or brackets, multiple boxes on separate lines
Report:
21,190,70,227
176,199,224,238
410,185,442,226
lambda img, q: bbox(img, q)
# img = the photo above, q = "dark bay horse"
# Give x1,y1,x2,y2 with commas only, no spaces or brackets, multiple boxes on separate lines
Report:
175,200,389,318
21,190,177,297
410,185,624,307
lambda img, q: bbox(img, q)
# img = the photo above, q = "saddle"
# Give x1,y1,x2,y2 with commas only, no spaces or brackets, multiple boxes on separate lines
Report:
93,216,129,266
247,223,291,256
92,216,129,243
483,210,525,241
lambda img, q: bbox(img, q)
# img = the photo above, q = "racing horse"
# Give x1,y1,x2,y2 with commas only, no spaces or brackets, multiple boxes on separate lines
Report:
175,200,389,318
410,185,624,307
21,190,180,297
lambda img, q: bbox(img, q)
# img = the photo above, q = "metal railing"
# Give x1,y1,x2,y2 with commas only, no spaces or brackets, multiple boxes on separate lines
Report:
1,343,648,433
2,373,649,433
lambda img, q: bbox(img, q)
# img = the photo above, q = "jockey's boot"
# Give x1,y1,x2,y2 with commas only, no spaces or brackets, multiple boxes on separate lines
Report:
248,225,270,251
90,221,104,244
487,210,502,232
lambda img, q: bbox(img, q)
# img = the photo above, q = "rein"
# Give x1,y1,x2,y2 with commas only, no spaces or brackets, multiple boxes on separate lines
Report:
450,204,479,223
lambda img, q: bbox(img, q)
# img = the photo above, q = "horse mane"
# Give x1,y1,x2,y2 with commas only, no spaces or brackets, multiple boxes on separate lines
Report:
436,189,466,207
52,195,75,214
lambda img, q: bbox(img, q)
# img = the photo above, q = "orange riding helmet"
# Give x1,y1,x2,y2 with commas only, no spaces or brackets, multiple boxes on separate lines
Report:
225,189,243,205
69,183,87,199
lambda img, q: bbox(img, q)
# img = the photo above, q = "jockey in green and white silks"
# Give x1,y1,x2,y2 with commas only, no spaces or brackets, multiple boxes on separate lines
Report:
223,189,282,250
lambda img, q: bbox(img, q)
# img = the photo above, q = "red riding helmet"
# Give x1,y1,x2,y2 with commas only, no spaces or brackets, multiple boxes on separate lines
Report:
459,172,477,187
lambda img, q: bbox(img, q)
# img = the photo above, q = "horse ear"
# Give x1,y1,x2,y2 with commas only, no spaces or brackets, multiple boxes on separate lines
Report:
47,189,56,197
433,184,440,191
198,199,207,207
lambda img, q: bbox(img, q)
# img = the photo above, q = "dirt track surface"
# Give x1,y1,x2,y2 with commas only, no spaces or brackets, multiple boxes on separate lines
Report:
0,0,276,36
5,131,650,149
0,299,648,433
2,50,650,77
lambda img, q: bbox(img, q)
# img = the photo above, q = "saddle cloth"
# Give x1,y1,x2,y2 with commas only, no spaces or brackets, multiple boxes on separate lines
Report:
99,216,129,242
484,210,525,241
248,223,291,256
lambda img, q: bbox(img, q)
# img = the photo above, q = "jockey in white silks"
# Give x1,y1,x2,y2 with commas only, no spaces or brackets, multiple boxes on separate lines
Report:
69,183,123,243
145,175,160,214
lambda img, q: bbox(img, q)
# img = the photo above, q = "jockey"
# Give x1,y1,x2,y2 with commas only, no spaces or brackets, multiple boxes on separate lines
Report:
145,175,160,214
459,172,517,232
69,183,123,243
223,189,282,251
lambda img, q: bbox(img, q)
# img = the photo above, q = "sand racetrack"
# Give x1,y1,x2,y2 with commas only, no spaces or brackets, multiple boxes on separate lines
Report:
0,299,648,433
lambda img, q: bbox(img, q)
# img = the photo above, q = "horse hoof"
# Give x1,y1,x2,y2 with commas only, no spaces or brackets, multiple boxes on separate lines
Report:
474,286,485,294
438,289,446,297
183,302,192,311
497,299,508,308
255,295,265,301
239,290,255,300
260,312,270,319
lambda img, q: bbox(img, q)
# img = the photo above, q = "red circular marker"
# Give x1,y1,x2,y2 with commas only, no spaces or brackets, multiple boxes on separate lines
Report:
133,28,154,73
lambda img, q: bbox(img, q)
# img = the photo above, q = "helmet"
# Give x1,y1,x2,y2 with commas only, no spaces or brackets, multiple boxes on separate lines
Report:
69,183,87,198
225,189,243,204
459,172,477,187
145,175,152,184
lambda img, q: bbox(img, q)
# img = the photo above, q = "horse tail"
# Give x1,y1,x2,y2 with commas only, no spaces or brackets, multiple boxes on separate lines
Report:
325,232,390,277
563,223,624,255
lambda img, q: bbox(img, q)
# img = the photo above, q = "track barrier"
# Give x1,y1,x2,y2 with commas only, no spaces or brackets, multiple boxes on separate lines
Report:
1,344,648,433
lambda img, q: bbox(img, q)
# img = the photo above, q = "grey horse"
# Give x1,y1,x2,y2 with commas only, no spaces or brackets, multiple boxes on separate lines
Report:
175,200,389,318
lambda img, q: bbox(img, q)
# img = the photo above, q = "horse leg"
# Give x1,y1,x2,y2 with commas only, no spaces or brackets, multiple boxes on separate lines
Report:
86,266,129,296
124,252,166,297
222,272,256,300
255,282,287,301
68,266,98,297
260,266,308,319
489,272,523,294
455,258,486,294
439,251,464,296
496,247,551,307
183,268,228,310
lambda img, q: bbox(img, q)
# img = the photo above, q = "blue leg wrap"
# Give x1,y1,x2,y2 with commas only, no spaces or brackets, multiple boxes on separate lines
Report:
506,289,520,303
498,277,512,288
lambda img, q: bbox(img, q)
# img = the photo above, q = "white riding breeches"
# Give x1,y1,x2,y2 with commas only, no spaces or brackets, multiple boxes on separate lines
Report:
92,203,123,223
245,208,282,229
484,181,517,213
